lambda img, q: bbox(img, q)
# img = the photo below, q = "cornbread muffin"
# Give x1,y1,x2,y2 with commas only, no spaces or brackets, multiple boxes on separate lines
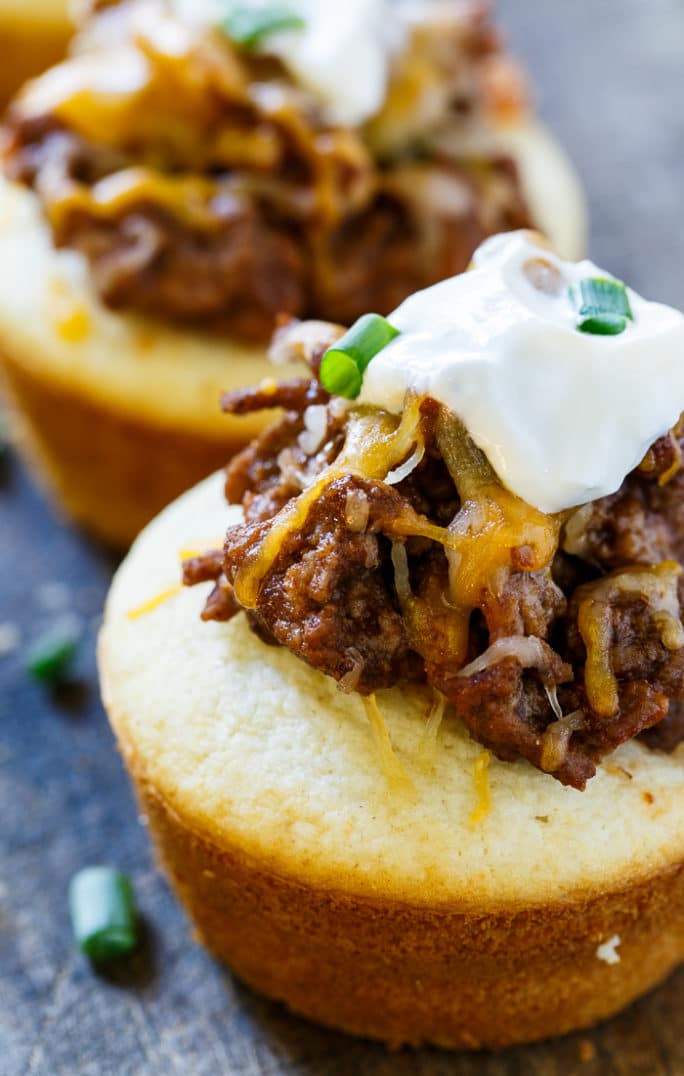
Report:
0,0,585,545
0,179,300,546
100,234,684,1046
100,472,684,1049
0,1,71,107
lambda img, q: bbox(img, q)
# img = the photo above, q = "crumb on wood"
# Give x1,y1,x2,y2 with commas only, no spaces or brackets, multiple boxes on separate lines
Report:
596,935,621,965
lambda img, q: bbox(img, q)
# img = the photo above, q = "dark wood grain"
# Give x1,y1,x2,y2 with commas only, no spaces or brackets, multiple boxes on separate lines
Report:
2,1,684,1072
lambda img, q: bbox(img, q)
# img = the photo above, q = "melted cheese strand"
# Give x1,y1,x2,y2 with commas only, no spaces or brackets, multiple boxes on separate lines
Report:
233,398,426,608
417,691,447,771
577,562,684,718
469,750,492,828
177,542,223,561
47,169,232,236
363,694,415,797
127,582,183,620
234,394,561,628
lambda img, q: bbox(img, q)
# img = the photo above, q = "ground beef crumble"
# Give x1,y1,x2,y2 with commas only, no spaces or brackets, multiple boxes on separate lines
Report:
182,323,684,789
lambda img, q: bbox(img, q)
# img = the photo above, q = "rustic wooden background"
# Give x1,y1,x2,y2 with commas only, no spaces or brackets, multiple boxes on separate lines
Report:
2,1,684,1073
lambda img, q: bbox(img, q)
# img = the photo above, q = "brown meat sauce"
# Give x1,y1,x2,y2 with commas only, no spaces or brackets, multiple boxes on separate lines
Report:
184,324,684,789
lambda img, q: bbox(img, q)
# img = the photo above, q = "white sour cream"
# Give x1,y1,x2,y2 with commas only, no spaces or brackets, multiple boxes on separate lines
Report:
263,0,403,125
174,0,404,125
359,232,684,514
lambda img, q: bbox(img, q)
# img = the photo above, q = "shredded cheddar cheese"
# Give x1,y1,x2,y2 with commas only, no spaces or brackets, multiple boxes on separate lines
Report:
55,304,91,343
178,549,204,562
417,691,447,770
46,276,91,343
47,169,231,237
363,694,415,797
469,750,492,828
577,561,684,717
233,395,561,617
177,542,223,562
658,458,682,487
233,398,426,608
127,582,183,620
658,431,682,486
232,399,564,735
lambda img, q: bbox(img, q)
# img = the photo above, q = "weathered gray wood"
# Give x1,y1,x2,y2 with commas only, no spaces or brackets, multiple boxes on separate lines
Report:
2,1,684,1072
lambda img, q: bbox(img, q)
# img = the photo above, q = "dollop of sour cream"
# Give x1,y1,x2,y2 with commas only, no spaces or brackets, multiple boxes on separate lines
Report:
247,0,404,125
359,232,684,514
175,0,404,125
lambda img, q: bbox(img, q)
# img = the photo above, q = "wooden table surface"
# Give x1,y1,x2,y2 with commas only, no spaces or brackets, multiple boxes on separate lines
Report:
2,1,684,1073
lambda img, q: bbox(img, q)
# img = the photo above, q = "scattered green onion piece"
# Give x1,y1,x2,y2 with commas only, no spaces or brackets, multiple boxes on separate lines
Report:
25,626,79,683
69,867,139,964
219,4,305,50
319,313,400,400
575,277,634,320
571,276,634,336
577,313,629,336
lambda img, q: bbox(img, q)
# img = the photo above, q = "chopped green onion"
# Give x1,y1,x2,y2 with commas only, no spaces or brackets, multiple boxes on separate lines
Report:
577,313,630,336
219,4,305,50
575,277,634,320
571,276,634,336
69,867,139,964
320,313,400,400
25,626,79,683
